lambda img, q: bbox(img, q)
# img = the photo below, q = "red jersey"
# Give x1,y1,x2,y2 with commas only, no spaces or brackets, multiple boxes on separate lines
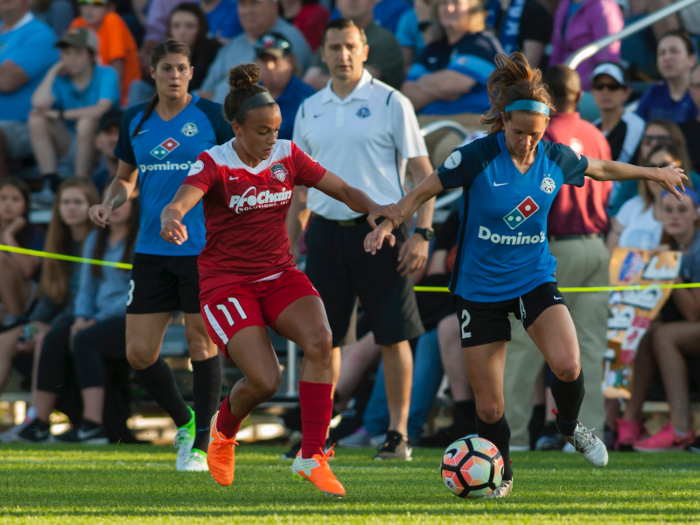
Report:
182,139,326,303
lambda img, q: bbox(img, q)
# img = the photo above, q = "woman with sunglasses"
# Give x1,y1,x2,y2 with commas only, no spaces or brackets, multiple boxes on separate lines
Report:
610,119,699,215
591,62,645,164
607,144,689,254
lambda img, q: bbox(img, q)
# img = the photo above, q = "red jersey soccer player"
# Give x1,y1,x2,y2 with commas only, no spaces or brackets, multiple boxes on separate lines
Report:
160,64,401,498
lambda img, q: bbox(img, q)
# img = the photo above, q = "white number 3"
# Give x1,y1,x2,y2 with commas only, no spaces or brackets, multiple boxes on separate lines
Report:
461,309,471,339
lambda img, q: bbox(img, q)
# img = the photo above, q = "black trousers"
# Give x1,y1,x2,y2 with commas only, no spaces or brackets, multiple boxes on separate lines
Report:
35,315,132,442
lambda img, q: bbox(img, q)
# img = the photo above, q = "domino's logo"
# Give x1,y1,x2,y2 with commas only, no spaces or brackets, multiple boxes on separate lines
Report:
503,197,539,230
150,138,180,160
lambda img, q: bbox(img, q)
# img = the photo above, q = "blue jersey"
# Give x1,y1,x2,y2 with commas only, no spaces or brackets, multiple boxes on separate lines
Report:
438,133,588,302
114,95,233,256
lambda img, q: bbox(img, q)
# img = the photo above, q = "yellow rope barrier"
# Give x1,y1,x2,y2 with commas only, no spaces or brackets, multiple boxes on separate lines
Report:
4,244,693,293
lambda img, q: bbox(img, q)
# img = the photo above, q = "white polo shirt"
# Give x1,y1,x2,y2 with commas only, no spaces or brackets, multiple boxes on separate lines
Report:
293,70,428,221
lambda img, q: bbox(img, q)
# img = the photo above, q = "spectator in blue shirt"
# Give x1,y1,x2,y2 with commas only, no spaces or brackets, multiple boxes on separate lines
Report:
331,0,411,34
29,27,120,197
201,0,243,42
255,33,315,141
636,30,698,124
395,0,437,74
401,0,502,165
0,0,59,179
91,108,123,193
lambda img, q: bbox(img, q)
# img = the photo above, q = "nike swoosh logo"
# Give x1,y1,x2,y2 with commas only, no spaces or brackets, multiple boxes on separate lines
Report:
76,428,101,440
554,296,563,300
229,177,239,181
313,114,323,118
138,130,149,135
493,182,508,187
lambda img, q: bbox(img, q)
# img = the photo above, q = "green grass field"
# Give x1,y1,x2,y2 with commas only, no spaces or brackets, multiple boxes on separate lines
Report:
1,444,699,524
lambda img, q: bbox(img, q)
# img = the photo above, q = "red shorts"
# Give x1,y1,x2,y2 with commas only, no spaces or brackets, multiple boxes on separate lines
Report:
200,269,320,355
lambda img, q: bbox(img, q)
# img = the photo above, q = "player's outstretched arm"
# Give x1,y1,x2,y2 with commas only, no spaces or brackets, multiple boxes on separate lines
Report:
364,170,444,255
160,185,205,245
585,157,688,200
314,171,404,229
89,161,138,228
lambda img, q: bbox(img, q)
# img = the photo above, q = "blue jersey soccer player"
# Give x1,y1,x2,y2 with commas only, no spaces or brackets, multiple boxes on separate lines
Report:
89,39,233,472
365,52,687,498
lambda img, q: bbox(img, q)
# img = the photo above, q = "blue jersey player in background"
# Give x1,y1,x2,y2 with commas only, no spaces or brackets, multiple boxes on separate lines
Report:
89,40,233,473
365,53,687,498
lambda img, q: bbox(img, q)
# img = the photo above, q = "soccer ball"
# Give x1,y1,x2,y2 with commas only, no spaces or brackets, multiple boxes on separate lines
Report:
440,436,504,499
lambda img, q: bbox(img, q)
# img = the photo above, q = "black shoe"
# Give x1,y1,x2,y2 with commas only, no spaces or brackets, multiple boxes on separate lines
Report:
54,422,108,444
16,419,51,443
374,430,412,460
420,424,470,448
686,436,700,453
280,437,332,459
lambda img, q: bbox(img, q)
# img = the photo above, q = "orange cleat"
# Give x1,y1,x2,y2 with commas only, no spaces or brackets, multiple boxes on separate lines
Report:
207,411,239,486
291,445,346,498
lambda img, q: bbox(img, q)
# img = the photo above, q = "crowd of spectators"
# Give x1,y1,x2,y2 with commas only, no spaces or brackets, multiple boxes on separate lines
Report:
0,0,700,453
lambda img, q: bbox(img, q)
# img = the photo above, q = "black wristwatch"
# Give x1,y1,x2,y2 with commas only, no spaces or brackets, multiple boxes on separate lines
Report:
414,227,435,240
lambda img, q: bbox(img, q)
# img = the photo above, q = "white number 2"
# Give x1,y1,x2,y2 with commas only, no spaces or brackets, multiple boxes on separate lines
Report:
216,298,247,326
461,309,471,339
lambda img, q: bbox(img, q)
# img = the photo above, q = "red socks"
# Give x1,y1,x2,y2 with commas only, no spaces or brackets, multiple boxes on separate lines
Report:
299,381,333,459
216,396,245,439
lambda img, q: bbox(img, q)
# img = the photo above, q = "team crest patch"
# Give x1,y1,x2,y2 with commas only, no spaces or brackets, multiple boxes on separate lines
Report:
503,197,539,230
181,122,198,137
356,106,371,118
270,163,288,182
150,138,179,160
540,176,556,194
444,150,462,170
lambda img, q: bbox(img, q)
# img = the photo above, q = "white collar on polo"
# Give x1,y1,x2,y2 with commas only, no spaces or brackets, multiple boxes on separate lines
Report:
321,69,374,106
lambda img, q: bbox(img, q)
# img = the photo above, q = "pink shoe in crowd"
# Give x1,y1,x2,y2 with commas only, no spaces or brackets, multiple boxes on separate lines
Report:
615,418,645,450
632,422,696,452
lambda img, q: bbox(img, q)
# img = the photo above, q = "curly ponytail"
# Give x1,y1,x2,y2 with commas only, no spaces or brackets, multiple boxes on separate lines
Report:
223,63,275,124
480,52,554,135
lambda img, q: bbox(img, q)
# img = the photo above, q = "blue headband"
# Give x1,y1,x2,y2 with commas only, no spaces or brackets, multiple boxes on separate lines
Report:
662,187,700,206
504,100,551,116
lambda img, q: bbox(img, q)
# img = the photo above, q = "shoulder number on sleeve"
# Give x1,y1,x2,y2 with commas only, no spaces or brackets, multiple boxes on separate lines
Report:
444,150,462,170
187,160,204,176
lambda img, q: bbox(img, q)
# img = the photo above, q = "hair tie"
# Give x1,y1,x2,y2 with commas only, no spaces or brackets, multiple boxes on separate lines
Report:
233,91,276,121
504,100,550,116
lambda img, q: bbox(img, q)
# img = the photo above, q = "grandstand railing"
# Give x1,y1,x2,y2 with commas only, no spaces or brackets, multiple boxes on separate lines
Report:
566,0,700,70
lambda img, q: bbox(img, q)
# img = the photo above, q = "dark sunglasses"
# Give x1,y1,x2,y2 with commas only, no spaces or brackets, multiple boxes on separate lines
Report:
78,0,108,5
642,135,672,144
592,83,624,91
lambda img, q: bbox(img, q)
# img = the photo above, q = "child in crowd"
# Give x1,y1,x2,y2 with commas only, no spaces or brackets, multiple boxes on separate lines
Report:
0,179,98,443
30,27,120,197
0,179,45,330
70,0,140,106
24,191,138,444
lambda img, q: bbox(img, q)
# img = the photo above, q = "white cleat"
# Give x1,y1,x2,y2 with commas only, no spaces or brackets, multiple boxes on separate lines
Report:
173,408,196,471
564,422,608,468
487,478,513,498
182,449,209,472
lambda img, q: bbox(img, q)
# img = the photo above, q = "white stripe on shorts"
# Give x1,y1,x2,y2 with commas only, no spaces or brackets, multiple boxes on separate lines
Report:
204,304,229,346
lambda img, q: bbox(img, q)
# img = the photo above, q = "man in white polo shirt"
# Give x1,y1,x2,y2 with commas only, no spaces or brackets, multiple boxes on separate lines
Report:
290,18,434,460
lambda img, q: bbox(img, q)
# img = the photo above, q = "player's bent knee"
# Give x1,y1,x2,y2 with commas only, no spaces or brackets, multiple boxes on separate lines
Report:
126,344,158,370
551,359,580,382
301,327,332,363
248,371,281,400
476,402,504,424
